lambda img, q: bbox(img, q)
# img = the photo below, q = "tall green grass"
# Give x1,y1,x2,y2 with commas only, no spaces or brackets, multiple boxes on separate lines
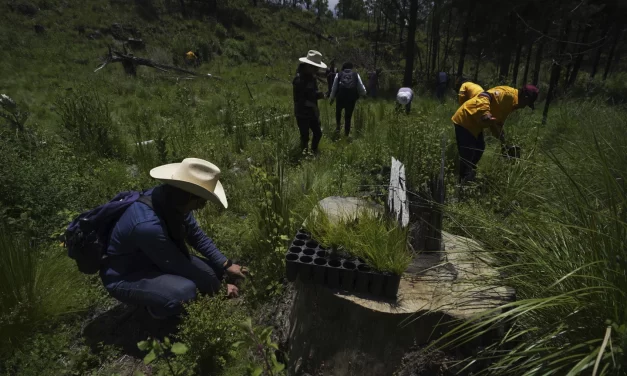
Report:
0,230,87,356
435,102,627,375
308,207,412,275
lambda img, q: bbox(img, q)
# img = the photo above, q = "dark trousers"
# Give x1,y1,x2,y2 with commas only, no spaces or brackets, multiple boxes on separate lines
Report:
297,116,322,152
436,83,447,101
396,101,412,114
455,124,485,183
335,99,357,136
103,256,223,317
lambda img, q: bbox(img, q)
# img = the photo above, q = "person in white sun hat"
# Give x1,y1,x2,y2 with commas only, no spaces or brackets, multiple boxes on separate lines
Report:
293,50,327,154
100,158,246,319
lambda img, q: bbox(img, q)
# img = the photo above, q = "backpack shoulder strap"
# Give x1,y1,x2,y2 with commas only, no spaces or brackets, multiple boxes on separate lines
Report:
137,194,154,209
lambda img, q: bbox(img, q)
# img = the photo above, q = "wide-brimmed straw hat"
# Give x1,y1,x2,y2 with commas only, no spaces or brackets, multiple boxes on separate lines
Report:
150,158,228,209
299,50,327,69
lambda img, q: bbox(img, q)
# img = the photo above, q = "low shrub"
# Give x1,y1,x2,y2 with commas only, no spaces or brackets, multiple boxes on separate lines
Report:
177,294,246,374
56,88,126,159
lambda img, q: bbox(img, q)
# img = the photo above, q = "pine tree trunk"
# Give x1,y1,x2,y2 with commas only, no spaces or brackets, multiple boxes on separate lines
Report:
591,23,610,78
567,26,591,87
511,40,523,87
474,47,481,81
403,0,418,87
374,13,380,69
603,28,621,80
543,20,571,125
456,1,475,79
179,0,187,17
430,0,440,73
498,14,516,83
441,3,453,70
532,21,551,86
522,38,533,84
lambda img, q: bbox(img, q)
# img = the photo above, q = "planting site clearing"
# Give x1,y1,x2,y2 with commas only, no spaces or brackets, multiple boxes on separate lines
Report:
1,0,626,375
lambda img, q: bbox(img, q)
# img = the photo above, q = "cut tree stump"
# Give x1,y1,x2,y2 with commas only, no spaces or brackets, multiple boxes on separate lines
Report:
288,196,514,376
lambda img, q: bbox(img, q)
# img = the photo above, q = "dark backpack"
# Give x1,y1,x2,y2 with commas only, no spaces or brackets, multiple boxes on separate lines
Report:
64,191,151,274
338,70,358,100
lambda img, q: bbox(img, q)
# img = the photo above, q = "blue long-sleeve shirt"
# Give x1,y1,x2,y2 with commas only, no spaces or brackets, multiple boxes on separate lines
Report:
101,189,227,285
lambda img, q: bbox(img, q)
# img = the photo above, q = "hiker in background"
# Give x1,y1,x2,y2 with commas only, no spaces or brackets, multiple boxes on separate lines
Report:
396,87,414,114
100,158,246,319
436,71,448,102
326,61,336,97
329,62,367,137
451,84,539,183
293,50,327,154
194,49,202,67
185,50,197,67
457,78,484,105
368,68,382,98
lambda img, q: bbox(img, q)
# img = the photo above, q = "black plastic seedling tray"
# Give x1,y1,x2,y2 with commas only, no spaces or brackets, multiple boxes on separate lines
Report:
285,229,401,298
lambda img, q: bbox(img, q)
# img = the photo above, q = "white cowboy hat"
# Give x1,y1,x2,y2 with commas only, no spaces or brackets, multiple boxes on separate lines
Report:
299,50,327,69
150,158,228,209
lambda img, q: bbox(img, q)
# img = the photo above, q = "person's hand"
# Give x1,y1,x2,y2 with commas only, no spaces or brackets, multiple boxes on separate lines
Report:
226,263,248,280
481,113,497,122
226,284,239,298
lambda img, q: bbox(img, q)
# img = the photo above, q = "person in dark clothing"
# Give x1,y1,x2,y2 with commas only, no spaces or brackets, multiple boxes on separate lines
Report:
329,62,367,137
326,61,336,97
368,68,382,98
293,50,327,153
436,71,448,102
101,158,246,319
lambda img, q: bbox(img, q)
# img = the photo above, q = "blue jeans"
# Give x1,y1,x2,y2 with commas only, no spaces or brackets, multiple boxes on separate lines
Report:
103,256,223,317
455,124,485,183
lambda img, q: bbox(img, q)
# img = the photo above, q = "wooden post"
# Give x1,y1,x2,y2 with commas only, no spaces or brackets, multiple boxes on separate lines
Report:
387,157,410,228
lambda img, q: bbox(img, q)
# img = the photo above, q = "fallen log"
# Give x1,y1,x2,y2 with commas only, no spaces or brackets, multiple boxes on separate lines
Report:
94,47,220,78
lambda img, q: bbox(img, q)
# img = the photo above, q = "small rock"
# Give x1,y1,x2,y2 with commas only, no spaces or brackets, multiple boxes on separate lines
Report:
87,30,103,40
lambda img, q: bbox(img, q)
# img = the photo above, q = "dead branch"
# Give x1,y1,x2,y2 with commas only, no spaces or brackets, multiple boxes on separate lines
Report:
94,46,220,78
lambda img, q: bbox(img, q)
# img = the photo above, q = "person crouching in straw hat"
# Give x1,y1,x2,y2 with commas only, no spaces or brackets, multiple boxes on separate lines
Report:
100,158,246,319
293,50,327,154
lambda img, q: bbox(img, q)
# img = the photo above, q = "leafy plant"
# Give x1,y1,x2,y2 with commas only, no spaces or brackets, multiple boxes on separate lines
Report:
177,294,246,374
232,318,286,376
247,162,294,299
0,93,29,132
136,337,190,376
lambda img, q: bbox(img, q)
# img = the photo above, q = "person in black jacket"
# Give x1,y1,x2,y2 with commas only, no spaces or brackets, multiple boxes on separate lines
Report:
329,62,367,137
293,50,327,154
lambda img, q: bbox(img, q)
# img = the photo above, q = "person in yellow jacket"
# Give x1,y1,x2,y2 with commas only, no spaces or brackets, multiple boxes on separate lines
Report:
458,79,484,105
451,84,539,183
185,51,198,67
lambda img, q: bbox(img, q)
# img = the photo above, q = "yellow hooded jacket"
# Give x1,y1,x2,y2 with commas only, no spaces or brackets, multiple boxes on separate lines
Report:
458,82,484,105
451,94,492,138
486,86,519,125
